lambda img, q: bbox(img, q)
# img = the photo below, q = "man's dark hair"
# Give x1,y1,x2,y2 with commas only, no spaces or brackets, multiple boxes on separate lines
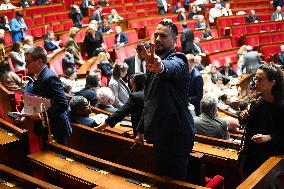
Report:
86,73,99,88
0,60,10,75
15,11,23,17
24,46,48,64
159,19,178,37
63,68,75,78
130,72,147,91
182,22,188,29
136,42,150,52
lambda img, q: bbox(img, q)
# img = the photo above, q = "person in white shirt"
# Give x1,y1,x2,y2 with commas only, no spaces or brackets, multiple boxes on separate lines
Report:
221,3,233,16
0,0,17,10
209,3,222,23
271,6,284,21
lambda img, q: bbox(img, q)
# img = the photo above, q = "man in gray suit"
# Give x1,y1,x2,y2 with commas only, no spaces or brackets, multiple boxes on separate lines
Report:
194,95,230,140
242,46,262,75
271,6,284,21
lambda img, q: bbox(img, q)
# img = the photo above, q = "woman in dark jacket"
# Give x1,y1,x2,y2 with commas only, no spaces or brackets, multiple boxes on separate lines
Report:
83,24,104,58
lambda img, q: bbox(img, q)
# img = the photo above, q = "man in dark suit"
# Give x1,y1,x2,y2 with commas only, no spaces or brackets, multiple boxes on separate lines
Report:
157,0,168,14
96,73,147,136
24,46,72,145
124,42,150,85
181,22,194,55
271,6,284,21
75,73,99,106
90,5,103,24
192,37,206,56
187,54,203,116
246,10,259,23
114,26,128,47
70,96,98,127
44,31,61,52
80,0,94,16
135,19,195,181
277,44,284,65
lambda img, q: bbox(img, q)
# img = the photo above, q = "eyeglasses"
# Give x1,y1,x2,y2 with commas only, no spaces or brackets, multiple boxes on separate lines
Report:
253,76,265,82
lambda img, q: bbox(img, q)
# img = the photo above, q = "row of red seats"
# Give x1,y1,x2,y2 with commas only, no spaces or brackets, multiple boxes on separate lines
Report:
200,37,233,54
24,11,70,28
216,12,273,36
128,14,178,29
243,30,284,47
103,29,139,49
0,3,65,19
258,42,282,62
207,47,239,68
202,0,271,10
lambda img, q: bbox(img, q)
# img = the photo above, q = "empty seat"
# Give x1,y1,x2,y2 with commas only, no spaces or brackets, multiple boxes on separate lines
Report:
33,15,45,25
52,22,64,33
260,23,276,32
44,14,57,23
246,24,261,34
259,34,272,44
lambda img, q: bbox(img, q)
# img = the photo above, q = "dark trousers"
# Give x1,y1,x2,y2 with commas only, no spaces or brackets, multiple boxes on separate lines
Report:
158,8,166,14
152,134,194,181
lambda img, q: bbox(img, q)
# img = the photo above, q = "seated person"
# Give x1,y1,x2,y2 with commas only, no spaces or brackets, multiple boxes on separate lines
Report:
219,63,238,78
0,0,18,10
22,35,33,51
177,8,186,21
75,73,99,106
246,10,259,23
188,6,198,19
108,9,123,23
19,0,34,7
209,65,229,84
0,60,23,91
192,1,205,12
96,87,118,113
196,15,206,29
96,73,147,136
101,19,113,34
272,6,284,21
10,42,25,71
114,26,128,47
0,15,11,31
97,52,112,86
277,44,284,65
62,46,78,74
192,37,206,56
60,68,76,94
44,31,61,52
194,94,230,140
98,0,108,6
218,94,237,114
221,3,233,16
70,96,98,127
209,3,222,23
194,55,205,71
109,62,130,109
202,25,214,40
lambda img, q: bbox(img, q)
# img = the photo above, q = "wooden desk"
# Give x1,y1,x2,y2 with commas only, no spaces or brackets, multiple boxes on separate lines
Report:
237,156,284,189
0,118,29,171
0,164,62,189
29,142,206,189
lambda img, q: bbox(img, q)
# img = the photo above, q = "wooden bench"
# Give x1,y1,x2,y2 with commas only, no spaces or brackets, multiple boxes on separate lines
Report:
28,141,207,189
0,118,29,171
68,123,241,189
237,156,284,189
0,164,62,189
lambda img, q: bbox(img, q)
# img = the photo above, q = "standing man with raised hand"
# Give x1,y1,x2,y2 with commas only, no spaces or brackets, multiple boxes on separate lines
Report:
135,19,195,181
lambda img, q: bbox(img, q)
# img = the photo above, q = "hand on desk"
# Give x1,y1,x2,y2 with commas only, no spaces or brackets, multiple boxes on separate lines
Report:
95,121,109,131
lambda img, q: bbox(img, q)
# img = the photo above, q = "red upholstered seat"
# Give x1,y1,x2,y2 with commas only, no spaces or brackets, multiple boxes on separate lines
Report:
260,43,280,62
24,16,33,27
44,14,57,23
259,34,272,44
200,41,210,53
33,15,45,26
52,22,64,33
62,20,74,30
103,34,115,49
208,48,238,67
261,23,276,32
35,7,46,15
231,25,246,37
125,30,138,43
245,35,259,47
33,40,45,49
275,22,284,30
56,12,70,21
231,17,246,25
246,24,261,34
271,32,284,42
54,4,65,11
259,14,271,21
115,48,127,63
45,6,55,13
219,38,232,50
206,175,224,189
25,8,36,16
145,26,156,38
31,27,43,38
49,51,65,76
209,41,221,53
